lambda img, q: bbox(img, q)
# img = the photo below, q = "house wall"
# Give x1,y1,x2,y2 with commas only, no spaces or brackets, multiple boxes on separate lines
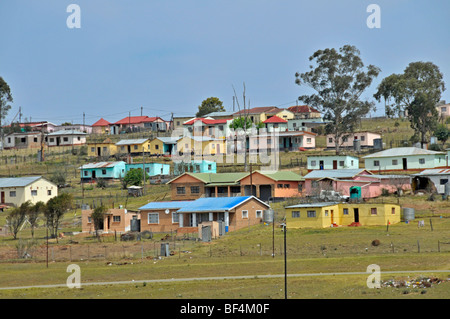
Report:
265,123,288,133
170,174,206,200
92,125,110,134
227,199,266,232
139,208,180,233
364,154,447,171
47,134,86,147
116,141,151,154
327,132,381,148
82,209,139,233
81,163,126,179
87,143,118,157
286,204,340,229
239,172,302,198
307,156,359,170
126,163,170,176
0,179,57,206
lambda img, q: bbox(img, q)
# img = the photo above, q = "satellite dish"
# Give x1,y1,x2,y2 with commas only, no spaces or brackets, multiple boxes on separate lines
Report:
165,209,170,214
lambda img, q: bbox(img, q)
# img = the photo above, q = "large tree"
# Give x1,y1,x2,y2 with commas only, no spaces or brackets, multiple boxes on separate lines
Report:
196,97,225,117
44,193,73,239
0,77,13,146
295,45,380,154
374,61,446,148
91,205,108,240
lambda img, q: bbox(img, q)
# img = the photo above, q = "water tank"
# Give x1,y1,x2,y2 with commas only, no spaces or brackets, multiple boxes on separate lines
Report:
353,139,361,152
263,209,274,223
373,138,383,150
402,208,415,222
160,243,170,256
130,217,140,232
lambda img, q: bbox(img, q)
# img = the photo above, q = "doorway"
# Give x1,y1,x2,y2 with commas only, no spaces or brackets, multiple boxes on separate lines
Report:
1,192,4,204
402,158,407,170
333,160,338,169
354,208,359,223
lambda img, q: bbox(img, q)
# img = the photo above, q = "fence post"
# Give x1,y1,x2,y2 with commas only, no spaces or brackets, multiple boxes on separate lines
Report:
417,240,420,253
438,240,440,252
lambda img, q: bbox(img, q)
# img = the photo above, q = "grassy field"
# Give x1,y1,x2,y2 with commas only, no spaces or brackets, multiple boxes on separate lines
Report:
0,121,449,299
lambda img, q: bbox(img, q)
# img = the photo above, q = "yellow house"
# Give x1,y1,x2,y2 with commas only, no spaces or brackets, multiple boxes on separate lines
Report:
87,138,118,157
177,136,226,156
115,138,151,155
149,137,179,156
0,176,58,207
269,109,295,121
285,202,401,229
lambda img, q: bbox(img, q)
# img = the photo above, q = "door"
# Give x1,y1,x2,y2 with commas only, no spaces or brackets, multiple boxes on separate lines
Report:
92,171,96,179
330,210,334,224
354,208,359,223
402,158,407,170
319,160,324,170
333,160,338,169
97,147,101,156
1,192,4,204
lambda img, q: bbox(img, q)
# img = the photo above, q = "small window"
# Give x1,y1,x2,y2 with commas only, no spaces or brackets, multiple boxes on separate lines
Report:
9,191,16,197
392,159,398,165
102,169,107,175
148,213,159,224
374,160,380,167
207,164,212,170
134,145,138,150
176,187,186,195
307,210,316,218
361,136,365,141
419,158,425,164
84,171,88,176
113,216,121,222
242,210,248,219
256,210,262,218
47,190,52,196
277,184,283,188
371,208,377,215
324,210,328,217
172,212,179,223
284,184,290,188
292,211,300,218
91,147,95,152
88,217,92,223
190,186,200,194
63,137,69,142
391,207,396,214
306,138,312,143
31,190,37,196
440,179,448,185
339,161,344,167
343,208,349,215
310,160,316,167
328,138,333,143
155,144,159,149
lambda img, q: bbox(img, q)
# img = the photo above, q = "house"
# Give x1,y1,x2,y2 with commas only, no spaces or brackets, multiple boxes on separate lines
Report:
363,147,447,172
87,138,118,158
46,130,87,147
285,202,401,228
263,116,288,133
176,136,226,157
81,208,140,234
115,139,151,155
125,162,170,177
411,168,450,194
183,117,232,139
327,131,381,149
167,172,247,201
3,132,43,149
54,124,92,134
233,106,284,125
91,118,112,134
249,131,316,152
303,169,411,199
0,176,58,207
172,115,195,134
79,161,126,181
203,111,235,120
173,160,217,176
287,105,322,119
6,121,57,133
307,155,359,171
109,116,168,134
149,137,179,156
238,170,304,201
437,101,450,119
138,200,193,233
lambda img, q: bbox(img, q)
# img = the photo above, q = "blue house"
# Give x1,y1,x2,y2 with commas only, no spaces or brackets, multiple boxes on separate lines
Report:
126,163,171,177
79,161,126,180
173,160,217,176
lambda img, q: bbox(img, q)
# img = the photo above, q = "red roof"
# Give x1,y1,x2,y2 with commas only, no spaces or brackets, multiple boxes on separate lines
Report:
92,118,111,127
183,118,231,125
233,106,281,115
263,115,287,124
287,105,320,113
113,116,162,125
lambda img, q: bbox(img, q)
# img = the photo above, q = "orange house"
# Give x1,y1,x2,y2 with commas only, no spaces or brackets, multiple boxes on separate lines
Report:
238,170,304,201
81,208,140,234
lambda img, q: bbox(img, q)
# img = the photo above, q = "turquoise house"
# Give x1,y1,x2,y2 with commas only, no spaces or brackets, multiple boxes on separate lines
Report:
307,155,359,170
79,161,126,180
126,163,170,176
174,160,217,176
363,147,447,171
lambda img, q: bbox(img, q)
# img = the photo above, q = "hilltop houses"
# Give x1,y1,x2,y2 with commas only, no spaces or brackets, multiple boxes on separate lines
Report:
326,131,382,150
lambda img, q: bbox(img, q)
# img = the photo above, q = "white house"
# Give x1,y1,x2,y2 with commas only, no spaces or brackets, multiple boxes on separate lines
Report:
46,130,87,147
0,176,58,207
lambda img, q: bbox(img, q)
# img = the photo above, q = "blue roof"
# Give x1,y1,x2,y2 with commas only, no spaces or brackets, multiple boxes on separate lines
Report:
177,196,267,213
139,200,194,210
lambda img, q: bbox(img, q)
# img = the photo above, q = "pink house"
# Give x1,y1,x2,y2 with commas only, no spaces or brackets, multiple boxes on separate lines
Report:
327,131,381,149
304,169,411,199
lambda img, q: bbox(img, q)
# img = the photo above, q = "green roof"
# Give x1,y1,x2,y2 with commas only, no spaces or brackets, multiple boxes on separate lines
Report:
256,170,304,181
191,172,248,184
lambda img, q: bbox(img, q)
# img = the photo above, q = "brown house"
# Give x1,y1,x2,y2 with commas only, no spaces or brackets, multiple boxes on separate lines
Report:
81,208,140,234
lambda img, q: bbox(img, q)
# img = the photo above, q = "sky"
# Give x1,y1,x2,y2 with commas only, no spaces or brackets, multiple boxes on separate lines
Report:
0,0,449,126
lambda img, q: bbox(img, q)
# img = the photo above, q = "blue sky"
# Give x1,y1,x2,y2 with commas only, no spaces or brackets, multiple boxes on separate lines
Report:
0,0,449,125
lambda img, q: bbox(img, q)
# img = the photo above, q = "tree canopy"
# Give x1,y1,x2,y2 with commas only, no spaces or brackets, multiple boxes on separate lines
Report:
295,45,380,154
0,76,13,139
196,97,225,117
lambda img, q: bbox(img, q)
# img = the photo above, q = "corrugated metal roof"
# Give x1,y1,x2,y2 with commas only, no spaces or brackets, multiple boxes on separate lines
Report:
0,176,44,188
177,196,269,213
412,169,450,176
79,161,125,169
115,139,149,145
363,147,444,158
187,172,248,184
47,130,86,136
304,169,368,179
154,137,179,144
138,200,194,210
286,202,339,209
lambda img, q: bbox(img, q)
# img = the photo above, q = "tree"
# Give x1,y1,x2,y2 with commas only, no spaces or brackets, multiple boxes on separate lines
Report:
123,168,149,188
7,206,27,240
28,201,46,239
0,77,13,146
91,205,108,240
196,97,225,117
295,45,380,154
44,193,73,239
434,123,449,148
374,61,446,148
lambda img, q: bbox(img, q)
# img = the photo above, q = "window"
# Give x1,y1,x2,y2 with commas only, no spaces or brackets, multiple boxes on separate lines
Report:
324,210,328,217
306,138,312,144
9,191,16,197
292,211,300,218
310,160,316,167
419,158,425,164
102,169,107,175
339,161,345,167
155,144,159,149
134,145,138,150
392,159,398,165
277,184,283,188
440,179,448,185
207,164,212,170
103,147,107,152
351,160,354,166
374,160,380,167
176,121,180,126
84,171,88,176
47,190,52,196
311,181,319,188
63,137,69,142
307,210,316,218
172,212,179,223
50,138,54,143
242,210,248,219
256,210,263,218
190,186,200,194
371,208,377,215
88,217,92,223
176,187,186,195
113,216,121,222
148,213,159,224
342,137,348,142
343,208,349,215
328,138,333,143
31,190,37,196
284,184,290,188
34,137,38,142
361,136,365,141
391,207,396,214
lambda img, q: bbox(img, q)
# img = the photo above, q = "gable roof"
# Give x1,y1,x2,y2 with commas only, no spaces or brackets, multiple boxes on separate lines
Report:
363,147,445,158
92,118,111,126
233,106,281,116
183,118,231,125
411,168,450,176
0,176,52,188
113,116,163,125
242,170,304,182
115,139,149,145
138,200,194,211
304,169,372,179
177,196,269,213
286,202,339,209
79,161,125,169
287,105,320,113
47,130,86,136
167,172,248,185
263,115,288,124
152,137,179,144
